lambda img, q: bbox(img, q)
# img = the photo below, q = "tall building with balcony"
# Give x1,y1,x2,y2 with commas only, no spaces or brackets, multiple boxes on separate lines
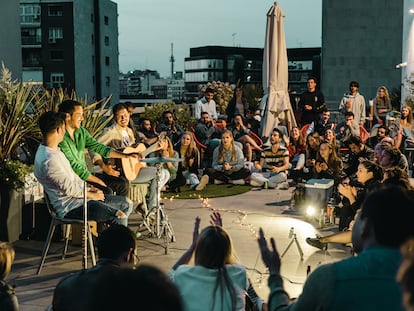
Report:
0,2,22,80
20,0,119,103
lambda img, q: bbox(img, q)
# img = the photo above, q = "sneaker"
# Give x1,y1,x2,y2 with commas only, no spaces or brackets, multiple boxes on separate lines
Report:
231,179,245,185
250,179,262,187
276,182,290,190
195,175,209,191
306,237,328,251
135,203,146,216
214,179,225,185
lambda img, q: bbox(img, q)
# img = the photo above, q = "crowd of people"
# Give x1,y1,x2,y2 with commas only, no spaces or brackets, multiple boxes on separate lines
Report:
2,78,414,310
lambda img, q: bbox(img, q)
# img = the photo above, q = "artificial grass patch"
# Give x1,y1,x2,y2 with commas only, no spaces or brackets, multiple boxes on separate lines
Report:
161,184,252,199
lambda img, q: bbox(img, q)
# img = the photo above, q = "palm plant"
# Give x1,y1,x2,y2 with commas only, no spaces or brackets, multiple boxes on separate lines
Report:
0,64,44,189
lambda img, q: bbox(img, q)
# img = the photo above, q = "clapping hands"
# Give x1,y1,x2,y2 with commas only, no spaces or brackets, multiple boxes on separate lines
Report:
257,228,281,275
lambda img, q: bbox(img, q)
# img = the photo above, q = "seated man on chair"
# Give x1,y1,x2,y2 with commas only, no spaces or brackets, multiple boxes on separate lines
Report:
91,103,168,216
34,111,132,226
58,99,137,197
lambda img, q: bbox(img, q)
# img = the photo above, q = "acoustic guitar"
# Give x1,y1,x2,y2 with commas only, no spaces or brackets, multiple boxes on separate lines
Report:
120,135,165,181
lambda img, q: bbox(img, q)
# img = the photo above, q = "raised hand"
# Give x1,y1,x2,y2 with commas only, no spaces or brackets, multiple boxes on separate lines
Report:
257,228,281,275
210,212,223,227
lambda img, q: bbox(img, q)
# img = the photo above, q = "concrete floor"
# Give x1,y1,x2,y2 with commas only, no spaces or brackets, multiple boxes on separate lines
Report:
8,186,351,311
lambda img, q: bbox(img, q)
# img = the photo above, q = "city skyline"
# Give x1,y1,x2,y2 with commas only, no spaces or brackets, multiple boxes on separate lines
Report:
114,0,321,77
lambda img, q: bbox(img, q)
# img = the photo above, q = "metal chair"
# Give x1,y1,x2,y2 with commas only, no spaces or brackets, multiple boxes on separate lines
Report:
36,192,96,275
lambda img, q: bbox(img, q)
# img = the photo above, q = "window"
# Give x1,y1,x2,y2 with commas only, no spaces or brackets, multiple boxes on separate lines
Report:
105,76,110,87
104,36,109,46
50,73,64,87
92,55,95,65
50,50,64,61
105,56,110,66
91,13,94,23
20,4,41,24
48,5,63,16
48,27,63,43
21,27,41,45
104,16,109,25
91,34,94,44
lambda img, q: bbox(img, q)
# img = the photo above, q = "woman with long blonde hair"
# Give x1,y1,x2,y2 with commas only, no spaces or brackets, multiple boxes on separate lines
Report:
171,132,209,191
373,86,392,125
170,213,266,311
206,130,251,185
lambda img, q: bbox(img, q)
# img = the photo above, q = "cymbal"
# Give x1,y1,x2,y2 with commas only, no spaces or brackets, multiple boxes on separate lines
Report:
141,157,182,164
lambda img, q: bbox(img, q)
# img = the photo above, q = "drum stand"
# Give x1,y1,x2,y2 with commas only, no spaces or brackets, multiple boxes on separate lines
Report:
280,227,304,261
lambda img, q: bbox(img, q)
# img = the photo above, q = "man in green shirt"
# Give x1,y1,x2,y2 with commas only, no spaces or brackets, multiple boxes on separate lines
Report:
58,99,138,196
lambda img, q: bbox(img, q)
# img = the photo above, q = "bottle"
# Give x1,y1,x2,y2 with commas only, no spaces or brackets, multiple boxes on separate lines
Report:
330,206,335,224
319,209,325,228
263,181,268,189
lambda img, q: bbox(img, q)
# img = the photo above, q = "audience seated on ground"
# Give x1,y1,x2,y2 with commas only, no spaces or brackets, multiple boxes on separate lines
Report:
313,140,343,185
285,126,306,183
170,131,209,192
52,224,137,311
35,111,132,227
300,132,321,181
0,241,18,311
260,185,414,311
250,127,290,189
205,130,251,185
227,113,263,162
324,128,339,155
169,212,266,311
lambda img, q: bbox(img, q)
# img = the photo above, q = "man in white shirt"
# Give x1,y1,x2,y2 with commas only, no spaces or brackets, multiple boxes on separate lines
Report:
338,81,366,126
194,87,218,120
34,111,131,226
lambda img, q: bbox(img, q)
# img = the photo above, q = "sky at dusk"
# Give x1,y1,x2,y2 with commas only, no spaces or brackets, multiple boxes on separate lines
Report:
113,0,321,77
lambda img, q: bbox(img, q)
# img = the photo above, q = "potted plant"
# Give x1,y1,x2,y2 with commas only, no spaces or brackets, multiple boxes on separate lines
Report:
0,64,45,241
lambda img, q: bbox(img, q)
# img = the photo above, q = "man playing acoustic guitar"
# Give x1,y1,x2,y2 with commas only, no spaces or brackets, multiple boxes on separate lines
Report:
58,100,139,198
91,103,169,216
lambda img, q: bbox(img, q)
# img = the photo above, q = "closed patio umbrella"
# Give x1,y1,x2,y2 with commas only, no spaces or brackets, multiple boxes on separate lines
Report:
260,2,296,139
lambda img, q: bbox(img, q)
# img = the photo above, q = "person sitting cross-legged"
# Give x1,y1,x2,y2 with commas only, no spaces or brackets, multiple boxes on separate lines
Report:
34,111,132,227
259,185,414,311
205,130,251,185
250,128,290,189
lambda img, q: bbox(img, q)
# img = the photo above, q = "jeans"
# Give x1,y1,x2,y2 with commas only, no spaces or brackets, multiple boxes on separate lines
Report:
65,195,132,226
132,166,169,212
183,170,199,188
